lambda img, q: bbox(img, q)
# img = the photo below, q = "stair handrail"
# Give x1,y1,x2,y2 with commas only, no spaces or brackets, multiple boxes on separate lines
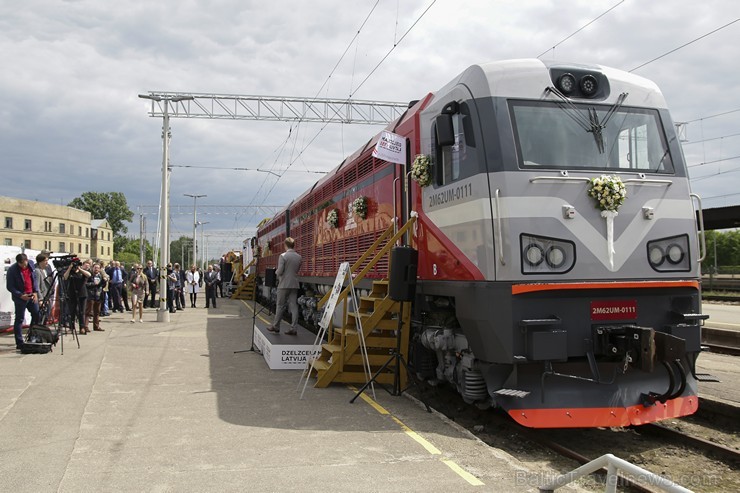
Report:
317,215,417,310
229,258,258,299
237,258,256,279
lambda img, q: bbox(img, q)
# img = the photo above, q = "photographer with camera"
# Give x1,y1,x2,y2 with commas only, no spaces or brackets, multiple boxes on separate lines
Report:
63,259,91,334
85,262,106,332
6,253,40,351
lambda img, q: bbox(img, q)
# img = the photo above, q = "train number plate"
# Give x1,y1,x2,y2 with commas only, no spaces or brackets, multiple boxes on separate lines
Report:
590,300,637,320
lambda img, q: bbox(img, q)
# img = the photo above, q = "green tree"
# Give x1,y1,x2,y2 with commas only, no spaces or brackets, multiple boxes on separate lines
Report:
169,236,193,267
115,236,154,263
68,192,134,238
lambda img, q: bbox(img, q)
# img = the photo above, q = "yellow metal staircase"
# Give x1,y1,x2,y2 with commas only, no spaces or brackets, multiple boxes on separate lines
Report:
230,258,256,301
309,217,416,388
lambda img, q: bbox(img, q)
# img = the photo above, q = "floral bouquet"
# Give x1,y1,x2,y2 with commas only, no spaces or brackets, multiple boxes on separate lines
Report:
587,175,626,212
327,209,339,228
411,154,432,187
352,196,368,219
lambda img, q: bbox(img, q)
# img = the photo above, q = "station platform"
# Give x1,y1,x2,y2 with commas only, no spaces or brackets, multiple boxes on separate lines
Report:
0,299,590,493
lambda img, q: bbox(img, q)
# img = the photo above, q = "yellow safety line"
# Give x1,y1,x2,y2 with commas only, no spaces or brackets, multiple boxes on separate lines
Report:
390,416,441,455
353,388,390,415
348,386,484,487
441,459,485,486
241,300,272,326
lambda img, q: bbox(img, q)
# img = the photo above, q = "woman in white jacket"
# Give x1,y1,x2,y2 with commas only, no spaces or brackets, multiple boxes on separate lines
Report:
186,265,200,308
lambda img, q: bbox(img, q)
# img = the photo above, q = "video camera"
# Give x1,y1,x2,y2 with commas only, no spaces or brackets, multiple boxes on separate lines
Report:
52,254,81,269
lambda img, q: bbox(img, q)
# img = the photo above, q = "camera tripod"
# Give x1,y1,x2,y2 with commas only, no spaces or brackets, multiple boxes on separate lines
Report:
39,268,80,353
350,300,430,412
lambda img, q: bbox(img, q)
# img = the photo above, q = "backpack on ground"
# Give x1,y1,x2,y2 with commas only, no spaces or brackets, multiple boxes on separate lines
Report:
19,342,53,354
26,324,60,345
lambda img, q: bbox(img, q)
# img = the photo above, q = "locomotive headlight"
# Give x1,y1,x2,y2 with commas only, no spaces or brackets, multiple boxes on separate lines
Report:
521,234,575,274
546,246,566,268
647,235,690,272
524,243,545,266
557,73,576,94
666,243,685,264
580,75,598,96
648,245,665,266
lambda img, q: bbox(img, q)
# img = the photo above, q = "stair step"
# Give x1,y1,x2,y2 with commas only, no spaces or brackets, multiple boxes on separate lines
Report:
310,360,330,371
331,372,395,385
346,316,399,331
321,343,342,354
346,353,394,365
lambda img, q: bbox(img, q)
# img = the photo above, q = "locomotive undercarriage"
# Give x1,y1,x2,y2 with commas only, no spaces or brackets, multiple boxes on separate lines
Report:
410,290,705,428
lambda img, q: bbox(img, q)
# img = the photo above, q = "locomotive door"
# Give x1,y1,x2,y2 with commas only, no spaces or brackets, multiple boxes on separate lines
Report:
416,85,493,281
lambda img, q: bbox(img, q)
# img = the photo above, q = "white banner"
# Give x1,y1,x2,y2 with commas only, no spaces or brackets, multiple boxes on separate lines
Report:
318,262,350,330
372,131,406,165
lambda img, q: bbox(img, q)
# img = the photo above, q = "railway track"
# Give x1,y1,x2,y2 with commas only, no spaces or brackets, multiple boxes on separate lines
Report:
413,381,740,492
637,422,740,467
702,342,740,356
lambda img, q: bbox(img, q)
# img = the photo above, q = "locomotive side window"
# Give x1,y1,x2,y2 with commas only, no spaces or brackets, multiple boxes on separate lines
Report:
433,110,473,186
511,100,674,173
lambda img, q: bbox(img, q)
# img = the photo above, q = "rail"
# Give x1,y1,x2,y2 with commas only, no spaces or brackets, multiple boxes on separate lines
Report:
317,215,417,311
539,453,693,493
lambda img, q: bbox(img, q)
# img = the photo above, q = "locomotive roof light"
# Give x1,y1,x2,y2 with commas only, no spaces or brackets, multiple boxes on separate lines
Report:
579,75,598,96
524,243,545,266
666,243,685,264
557,73,577,94
545,246,566,269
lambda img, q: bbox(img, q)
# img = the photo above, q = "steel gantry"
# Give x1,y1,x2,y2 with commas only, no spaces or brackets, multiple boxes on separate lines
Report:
140,92,409,125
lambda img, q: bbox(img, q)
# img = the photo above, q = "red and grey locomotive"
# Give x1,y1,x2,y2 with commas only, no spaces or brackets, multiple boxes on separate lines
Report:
256,59,706,428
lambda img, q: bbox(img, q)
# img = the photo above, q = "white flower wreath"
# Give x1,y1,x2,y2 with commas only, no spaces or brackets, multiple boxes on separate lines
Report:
326,209,339,228
411,154,432,187
352,196,368,219
588,174,627,270
587,175,627,212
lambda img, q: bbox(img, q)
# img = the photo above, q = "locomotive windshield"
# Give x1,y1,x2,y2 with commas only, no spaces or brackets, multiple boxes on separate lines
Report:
510,100,674,173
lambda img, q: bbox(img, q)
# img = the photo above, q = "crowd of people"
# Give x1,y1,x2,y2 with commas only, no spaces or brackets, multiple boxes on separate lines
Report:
6,253,228,351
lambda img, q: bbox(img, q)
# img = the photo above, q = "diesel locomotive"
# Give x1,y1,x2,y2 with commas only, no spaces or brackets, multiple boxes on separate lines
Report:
255,59,707,428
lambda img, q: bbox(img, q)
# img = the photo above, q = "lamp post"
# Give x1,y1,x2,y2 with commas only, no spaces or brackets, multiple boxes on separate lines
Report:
139,93,194,322
197,221,209,269
184,193,206,270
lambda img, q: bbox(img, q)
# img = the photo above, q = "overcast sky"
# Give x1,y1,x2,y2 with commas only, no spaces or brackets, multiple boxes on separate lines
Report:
1,0,739,258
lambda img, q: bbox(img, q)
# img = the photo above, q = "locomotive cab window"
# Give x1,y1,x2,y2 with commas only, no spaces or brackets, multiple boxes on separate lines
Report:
511,100,674,173
432,106,475,186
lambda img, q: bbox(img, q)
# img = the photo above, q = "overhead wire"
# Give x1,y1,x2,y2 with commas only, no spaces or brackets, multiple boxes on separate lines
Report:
683,107,740,124
630,18,740,72
536,1,625,59
257,0,438,207
683,131,740,145
235,1,383,236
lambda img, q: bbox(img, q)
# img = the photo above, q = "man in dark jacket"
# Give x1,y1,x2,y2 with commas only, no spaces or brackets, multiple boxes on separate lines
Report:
6,253,40,350
143,260,158,308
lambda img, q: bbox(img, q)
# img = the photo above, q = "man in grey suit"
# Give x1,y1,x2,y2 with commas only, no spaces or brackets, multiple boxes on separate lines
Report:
267,237,302,335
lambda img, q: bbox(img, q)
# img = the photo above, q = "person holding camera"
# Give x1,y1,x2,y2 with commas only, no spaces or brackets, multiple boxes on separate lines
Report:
85,262,105,332
64,259,91,334
6,253,40,350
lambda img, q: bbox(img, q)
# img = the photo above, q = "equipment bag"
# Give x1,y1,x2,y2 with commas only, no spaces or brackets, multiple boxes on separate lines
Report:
20,342,53,354
26,324,60,345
